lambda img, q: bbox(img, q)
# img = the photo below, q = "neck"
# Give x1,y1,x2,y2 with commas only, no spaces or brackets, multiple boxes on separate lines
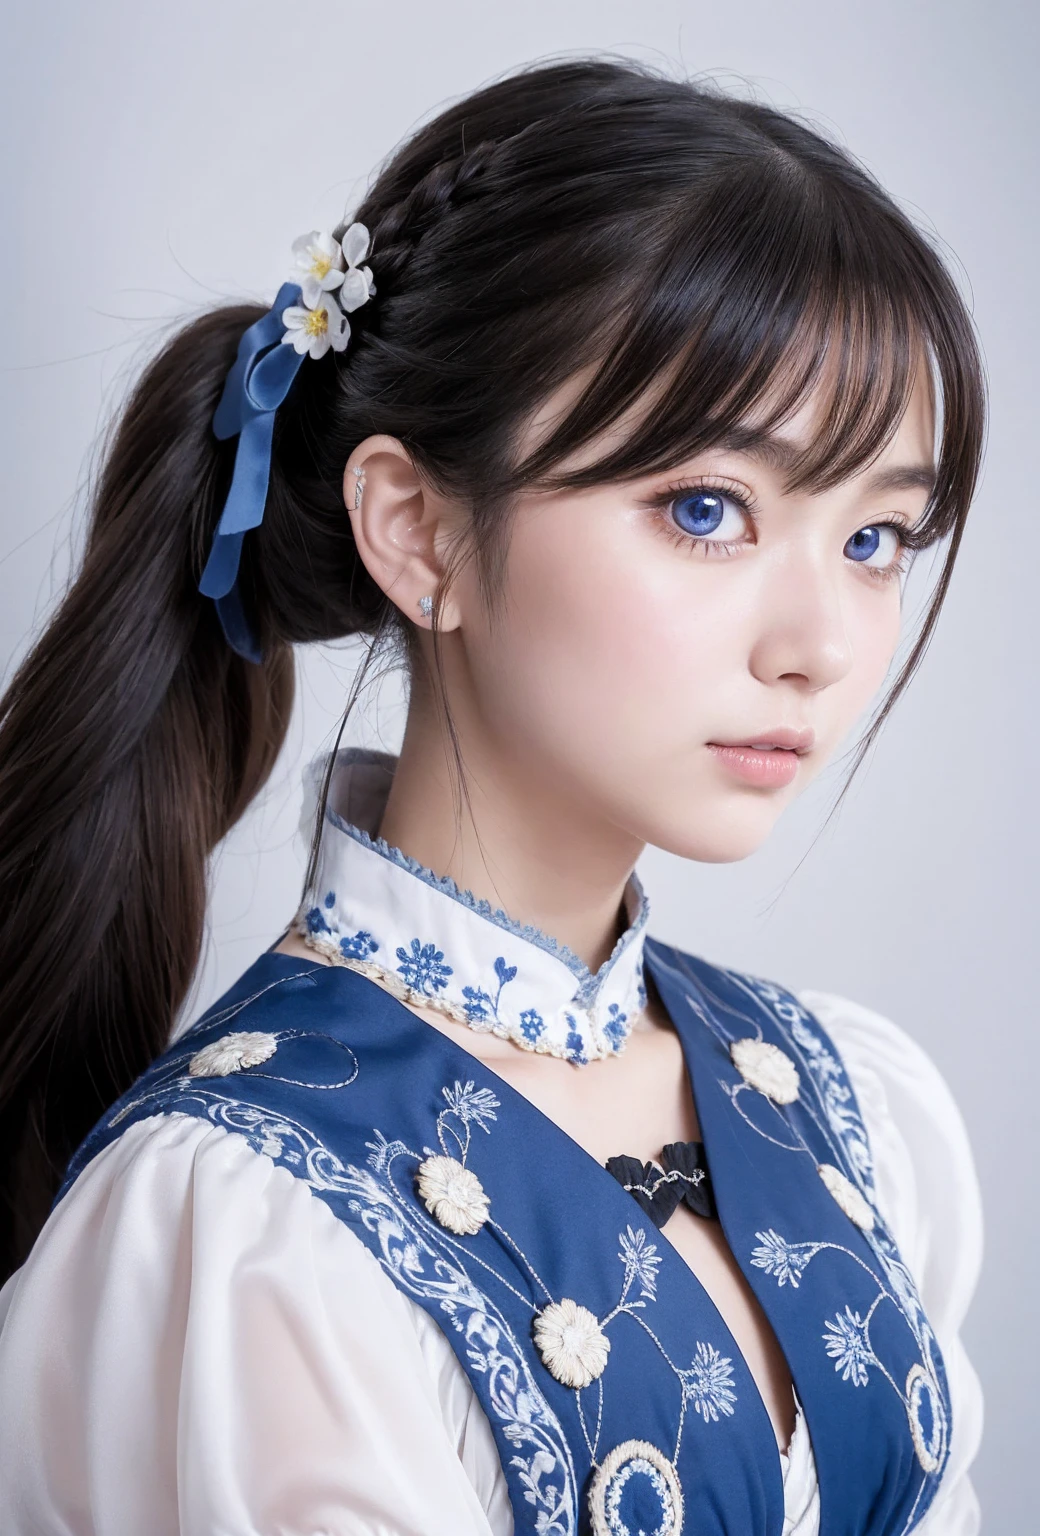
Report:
376,708,644,974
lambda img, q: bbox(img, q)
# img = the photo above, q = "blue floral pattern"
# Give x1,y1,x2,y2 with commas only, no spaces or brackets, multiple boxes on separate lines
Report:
294,759,649,1065
395,939,453,995
603,1002,627,1051
712,970,951,1485
340,930,379,961
519,1008,545,1043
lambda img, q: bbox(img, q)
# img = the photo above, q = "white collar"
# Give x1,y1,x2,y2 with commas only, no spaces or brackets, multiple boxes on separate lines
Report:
293,749,649,1065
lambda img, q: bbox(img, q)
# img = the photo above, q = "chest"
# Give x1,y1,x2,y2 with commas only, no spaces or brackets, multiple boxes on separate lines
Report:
59,946,951,1536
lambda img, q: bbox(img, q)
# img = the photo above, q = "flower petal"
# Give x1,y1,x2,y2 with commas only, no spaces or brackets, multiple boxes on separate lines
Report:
281,305,309,329
329,317,351,352
309,331,331,360
291,230,321,263
299,275,322,308
341,222,370,268
339,268,372,314
322,268,345,290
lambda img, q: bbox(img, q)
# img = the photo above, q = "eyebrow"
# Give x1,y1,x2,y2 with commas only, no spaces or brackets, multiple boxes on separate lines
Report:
714,427,936,498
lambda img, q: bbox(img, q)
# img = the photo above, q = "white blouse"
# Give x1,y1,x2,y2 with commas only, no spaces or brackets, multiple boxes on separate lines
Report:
0,989,983,1535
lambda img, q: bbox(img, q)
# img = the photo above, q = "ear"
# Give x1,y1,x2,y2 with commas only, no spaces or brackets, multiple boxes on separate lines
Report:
343,435,463,631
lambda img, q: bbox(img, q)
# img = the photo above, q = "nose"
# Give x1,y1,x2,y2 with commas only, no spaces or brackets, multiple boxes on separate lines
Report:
747,550,854,693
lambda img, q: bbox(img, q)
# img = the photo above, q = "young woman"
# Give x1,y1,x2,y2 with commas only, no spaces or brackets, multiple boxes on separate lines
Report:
0,58,984,1536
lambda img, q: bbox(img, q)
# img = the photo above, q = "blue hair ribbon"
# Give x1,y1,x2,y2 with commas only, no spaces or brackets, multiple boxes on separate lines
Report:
199,280,305,662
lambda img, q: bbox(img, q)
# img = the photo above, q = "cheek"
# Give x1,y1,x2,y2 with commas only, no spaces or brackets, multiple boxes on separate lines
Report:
462,502,742,761
843,582,905,716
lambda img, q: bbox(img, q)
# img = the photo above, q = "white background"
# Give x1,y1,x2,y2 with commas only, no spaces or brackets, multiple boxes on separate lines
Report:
1,0,1035,1526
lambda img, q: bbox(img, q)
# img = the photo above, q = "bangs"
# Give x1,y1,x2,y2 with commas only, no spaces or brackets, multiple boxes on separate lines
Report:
513,153,983,549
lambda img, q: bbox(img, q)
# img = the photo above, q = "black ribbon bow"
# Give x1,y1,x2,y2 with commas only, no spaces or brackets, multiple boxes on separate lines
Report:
605,1140,717,1228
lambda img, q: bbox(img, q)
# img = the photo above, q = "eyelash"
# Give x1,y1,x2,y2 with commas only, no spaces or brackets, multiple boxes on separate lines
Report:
645,477,915,585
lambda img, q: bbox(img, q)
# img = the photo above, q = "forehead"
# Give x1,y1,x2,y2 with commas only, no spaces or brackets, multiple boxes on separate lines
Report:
735,366,936,490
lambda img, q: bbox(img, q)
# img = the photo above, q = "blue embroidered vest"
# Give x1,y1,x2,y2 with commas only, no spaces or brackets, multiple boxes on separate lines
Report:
56,942,951,1536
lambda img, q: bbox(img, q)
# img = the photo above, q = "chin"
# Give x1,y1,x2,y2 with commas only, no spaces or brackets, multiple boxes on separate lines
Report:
648,799,787,865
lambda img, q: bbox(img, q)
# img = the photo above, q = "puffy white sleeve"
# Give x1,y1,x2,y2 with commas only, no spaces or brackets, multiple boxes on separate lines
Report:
0,1112,513,1536
799,991,984,1536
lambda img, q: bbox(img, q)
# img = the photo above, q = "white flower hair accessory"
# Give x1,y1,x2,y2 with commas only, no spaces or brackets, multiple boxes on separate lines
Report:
200,221,377,660
282,224,376,359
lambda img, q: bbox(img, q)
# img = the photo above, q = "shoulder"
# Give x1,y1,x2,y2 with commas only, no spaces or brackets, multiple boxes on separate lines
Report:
0,1111,506,1534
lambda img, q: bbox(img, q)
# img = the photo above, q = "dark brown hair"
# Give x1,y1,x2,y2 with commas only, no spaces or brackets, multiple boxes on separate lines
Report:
0,58,984,1279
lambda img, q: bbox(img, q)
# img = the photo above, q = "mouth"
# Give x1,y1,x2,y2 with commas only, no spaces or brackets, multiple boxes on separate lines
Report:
706,728,814,789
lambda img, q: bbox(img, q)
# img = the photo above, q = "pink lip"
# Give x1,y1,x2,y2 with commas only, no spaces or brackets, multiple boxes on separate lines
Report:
706,728,815,789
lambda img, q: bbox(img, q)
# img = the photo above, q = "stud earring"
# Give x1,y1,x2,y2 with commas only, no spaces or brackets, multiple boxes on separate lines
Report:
351,465,365,510
418,595,433,619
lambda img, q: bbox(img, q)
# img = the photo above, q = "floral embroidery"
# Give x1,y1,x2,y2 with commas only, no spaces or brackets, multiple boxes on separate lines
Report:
294,754,649,1065
339,929,379,961
396,938,453,995
520,1008,545,1043
750,1229,816,1289
823,1306,874,1387
440,1080,500,1133
817,1162,876,1231
678,1341,738,1423
564,1014,588,1066
727,973,950,1496
462,956,519,1024
617,1225,662,1301
603,1002,627,1051
462,986,494,1022
729,1036,800,1104
533,1298,611,1389
415,1080,500,1233
188,1031,278,1077
416,1154,490,1234
788,1013,873,1182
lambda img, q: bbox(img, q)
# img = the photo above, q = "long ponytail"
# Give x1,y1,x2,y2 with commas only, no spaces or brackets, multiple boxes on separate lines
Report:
0,309,293,1279
0,59,985,1280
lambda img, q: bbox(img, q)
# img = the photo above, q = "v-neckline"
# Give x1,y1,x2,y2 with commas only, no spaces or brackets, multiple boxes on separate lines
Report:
266,944,794,1482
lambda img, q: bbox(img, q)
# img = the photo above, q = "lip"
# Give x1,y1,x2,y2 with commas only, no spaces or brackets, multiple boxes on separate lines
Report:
706,728,815,789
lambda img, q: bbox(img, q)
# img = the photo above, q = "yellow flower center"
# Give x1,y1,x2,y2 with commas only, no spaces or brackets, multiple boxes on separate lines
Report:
303,307,329,338
309,251,333,278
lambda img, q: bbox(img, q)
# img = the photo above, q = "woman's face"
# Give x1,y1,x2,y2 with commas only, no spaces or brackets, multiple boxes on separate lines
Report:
433,375,936,865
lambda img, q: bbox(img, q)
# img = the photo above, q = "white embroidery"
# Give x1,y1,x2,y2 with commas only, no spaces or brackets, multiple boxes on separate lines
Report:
818,1162,876,1231
617,1225,662,1301
534,1299,611,1389
678,1341,738,1423
906,1363,947,1474
416,1154,490,1234
187,1031,278,1077
102,1066,578,1534
729,1037,800,1103
823,1306,874,1387
100,1030,739,1531
588,1439,684,1536
651,950,952,1512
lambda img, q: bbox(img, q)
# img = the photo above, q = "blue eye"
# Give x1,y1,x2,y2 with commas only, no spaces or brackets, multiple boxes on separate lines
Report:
671,490,744,541
844,525,901,568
